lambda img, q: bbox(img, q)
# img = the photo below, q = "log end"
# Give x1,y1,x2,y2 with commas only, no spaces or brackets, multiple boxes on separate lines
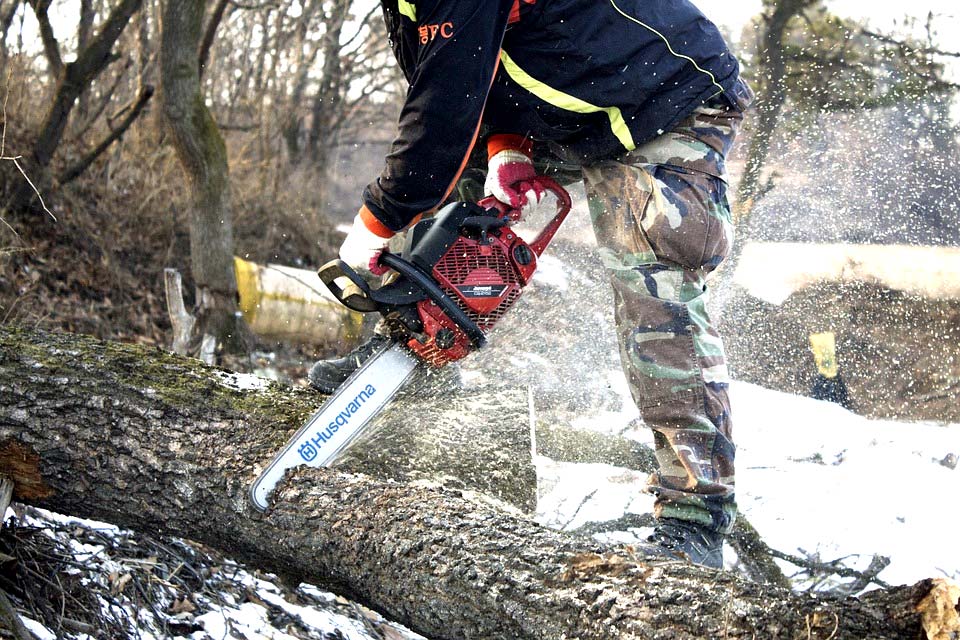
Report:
0,440,53,501
915,579,960,640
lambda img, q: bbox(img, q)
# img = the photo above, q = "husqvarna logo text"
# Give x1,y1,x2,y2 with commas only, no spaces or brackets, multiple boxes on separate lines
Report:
298,384,377,462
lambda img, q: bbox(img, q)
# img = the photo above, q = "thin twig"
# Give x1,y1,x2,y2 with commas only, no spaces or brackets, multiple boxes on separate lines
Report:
2,155,56,221
770,548,892,590
1,62,10,157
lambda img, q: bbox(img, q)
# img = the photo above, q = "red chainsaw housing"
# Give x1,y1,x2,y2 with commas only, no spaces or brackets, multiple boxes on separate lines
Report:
400,179,571,368
407,231,537,366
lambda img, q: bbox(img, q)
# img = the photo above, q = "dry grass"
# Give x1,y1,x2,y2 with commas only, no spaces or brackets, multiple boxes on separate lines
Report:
0,60,340,349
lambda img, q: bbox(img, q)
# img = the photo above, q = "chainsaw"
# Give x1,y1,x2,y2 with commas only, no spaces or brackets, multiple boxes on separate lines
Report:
249,179,572,511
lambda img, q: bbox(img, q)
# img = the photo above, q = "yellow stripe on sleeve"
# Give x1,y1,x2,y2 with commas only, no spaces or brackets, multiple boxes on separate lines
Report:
398,0,416,21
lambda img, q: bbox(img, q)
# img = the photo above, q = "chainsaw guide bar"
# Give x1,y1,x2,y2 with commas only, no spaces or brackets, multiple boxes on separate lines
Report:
249,343,418,511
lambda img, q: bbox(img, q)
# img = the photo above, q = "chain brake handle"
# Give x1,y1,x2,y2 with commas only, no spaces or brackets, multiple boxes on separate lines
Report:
317,259,380,313
476,176,572,256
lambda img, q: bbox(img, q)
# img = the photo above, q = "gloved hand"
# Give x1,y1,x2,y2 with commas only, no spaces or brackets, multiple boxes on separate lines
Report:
484,134,547,211
339,206,394,276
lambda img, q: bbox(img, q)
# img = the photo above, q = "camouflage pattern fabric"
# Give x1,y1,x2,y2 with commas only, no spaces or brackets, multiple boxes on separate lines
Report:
581,94,748,533
452,82,751,533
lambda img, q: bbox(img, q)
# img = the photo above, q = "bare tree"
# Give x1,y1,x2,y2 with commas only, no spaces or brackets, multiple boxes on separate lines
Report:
8,0,145,209
736,0,819,212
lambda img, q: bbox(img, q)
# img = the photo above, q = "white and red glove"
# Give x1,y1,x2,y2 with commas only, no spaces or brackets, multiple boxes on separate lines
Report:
483,134,547,211
339,206,395,276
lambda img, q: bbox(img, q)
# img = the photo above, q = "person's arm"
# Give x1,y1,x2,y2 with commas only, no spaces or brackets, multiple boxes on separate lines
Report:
360,0,514,235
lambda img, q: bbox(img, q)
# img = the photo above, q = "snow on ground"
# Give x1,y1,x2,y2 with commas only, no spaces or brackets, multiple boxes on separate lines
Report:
537,379,960,587
5,508,425,640
733,382,959,586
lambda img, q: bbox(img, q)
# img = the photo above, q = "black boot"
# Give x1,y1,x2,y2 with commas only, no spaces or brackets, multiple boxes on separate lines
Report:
648,518,724,569
308,334,392,393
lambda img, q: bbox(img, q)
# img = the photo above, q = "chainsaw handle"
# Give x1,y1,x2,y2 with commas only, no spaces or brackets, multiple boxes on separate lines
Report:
528,176,572,256
317,259,380,313
477,177,572,256
318,255,487,349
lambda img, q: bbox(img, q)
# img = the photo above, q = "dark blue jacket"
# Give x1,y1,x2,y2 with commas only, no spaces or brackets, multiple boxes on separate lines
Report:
364,0,745,232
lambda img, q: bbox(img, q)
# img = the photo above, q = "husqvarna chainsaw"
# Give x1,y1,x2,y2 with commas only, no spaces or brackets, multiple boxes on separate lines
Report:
249,179,571,511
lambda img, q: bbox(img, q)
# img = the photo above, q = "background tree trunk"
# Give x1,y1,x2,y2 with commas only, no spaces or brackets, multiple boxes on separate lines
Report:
736,0,818,214
1,327,956,640
159,0,248,355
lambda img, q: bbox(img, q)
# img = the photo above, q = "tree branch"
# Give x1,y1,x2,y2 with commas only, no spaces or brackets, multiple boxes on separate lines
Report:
0,2,19,63
58,84,154,184
861,28,960,58
198,0,229,79
768,547,892,590
26,0,62,77
69,56,133,143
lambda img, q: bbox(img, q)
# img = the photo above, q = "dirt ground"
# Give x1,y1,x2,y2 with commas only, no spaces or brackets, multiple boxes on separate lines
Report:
721,281,960,423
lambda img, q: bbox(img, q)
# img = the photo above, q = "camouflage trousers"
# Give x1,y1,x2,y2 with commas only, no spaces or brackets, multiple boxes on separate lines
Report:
581,100,746,533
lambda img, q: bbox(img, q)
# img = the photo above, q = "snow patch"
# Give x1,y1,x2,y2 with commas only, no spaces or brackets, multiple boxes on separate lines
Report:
21,616,56,640
213,370,272,392
733,381,960,586
536,379,960,585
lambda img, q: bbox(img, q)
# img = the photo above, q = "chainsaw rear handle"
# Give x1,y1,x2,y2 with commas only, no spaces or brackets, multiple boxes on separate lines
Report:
317,259,380,313
317,255,487,349
476,175,572,256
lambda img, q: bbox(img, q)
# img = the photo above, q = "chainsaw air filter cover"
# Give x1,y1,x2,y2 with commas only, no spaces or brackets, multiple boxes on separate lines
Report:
403,202,538,366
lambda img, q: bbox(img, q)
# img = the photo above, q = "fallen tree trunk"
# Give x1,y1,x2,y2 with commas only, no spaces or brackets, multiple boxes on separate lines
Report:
0,327,956,639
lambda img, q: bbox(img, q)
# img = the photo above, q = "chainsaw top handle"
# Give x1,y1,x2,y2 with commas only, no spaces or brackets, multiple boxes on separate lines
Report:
476,175,572,256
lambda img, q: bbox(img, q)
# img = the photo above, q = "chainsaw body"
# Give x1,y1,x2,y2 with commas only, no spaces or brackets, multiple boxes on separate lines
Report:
319,179,572,366
251,181,571,510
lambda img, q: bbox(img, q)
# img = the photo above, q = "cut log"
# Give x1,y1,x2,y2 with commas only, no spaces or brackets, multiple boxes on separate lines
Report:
336,377,537,513
0,327,956,640
536,421,656,470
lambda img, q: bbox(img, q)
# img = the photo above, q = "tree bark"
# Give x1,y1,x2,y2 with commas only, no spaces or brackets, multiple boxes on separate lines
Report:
75,0,95,117
27,0,63,78
1,326,956,640
31,0,142,170
0,0,21,67
736,0,817,214
160,0,248,355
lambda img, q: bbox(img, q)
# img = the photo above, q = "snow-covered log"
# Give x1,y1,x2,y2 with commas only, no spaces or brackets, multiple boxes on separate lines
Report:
1,327,957,640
